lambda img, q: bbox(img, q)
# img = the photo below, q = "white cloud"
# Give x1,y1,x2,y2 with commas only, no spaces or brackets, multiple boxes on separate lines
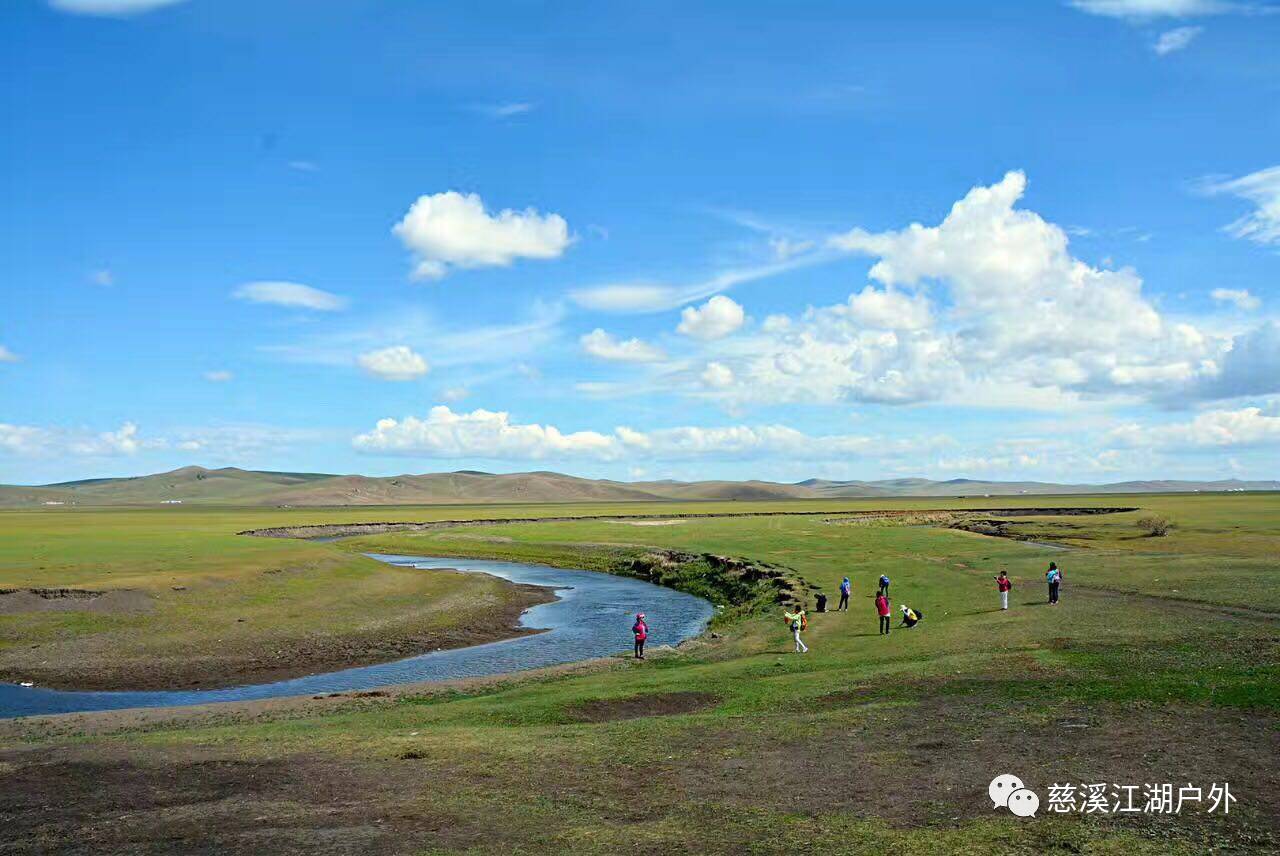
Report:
89,269,115,286
441,386,470,402
580,329,665,363
660,170,1278,410
287,160,319,172
1110,406,1280,448
844,286,933,330
472,102,535,118
1210,288,1261,311
1153,25,1203,53
570,283,679,313
352,405,944,462
393,191,571,279
677,296,746,340
233,281,347,312
769,237,816,260
203,370,234,383
0,422,144,458
1203,165,1280,246
701,362,735,388
357,346,430,381
354,407,617,460
48,0,186,15
1070,0,1243,19
0,345,19,363
569,253,828,315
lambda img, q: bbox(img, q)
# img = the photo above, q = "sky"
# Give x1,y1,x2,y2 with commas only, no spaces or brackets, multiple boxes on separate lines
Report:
2,0,1279,486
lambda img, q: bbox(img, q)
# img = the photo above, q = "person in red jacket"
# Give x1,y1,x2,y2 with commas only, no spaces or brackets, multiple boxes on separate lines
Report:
875,591,891,636
632,613,649,659
995,570,1012,611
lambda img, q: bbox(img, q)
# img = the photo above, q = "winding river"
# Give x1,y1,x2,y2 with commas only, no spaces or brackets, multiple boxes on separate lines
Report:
0,555,715,719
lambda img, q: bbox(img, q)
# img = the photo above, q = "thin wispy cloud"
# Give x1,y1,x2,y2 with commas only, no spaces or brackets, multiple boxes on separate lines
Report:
1153,25,1204,52
471,102,536,119
287,160,320,173
232,281,349,312
1201,165,1280,245
48,0,186,15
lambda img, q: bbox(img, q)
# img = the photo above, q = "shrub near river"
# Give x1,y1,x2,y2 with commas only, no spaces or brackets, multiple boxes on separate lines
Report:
0,492,1277,854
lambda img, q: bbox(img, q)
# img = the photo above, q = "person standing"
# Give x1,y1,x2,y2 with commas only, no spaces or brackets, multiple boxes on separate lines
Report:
878,574,890,598
838,577,851,611
875,590,891,635
783,607,808,653
1046,562,1062,605
632,612,649,659
995,571,1012,610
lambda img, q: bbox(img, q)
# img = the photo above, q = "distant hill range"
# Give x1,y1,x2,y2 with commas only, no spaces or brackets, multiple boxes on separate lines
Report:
2,465,1277,507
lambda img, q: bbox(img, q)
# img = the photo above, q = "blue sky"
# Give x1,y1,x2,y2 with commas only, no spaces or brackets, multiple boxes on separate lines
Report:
3,0,1279,485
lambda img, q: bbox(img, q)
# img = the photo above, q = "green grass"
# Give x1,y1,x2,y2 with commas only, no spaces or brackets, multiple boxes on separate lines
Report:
1,493,1277,853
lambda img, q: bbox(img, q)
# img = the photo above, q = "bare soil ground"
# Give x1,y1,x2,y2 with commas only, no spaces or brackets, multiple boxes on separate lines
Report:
0,581,555,692
2,688,1273,855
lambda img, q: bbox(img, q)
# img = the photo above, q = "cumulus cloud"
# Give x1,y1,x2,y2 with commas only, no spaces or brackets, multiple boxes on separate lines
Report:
354,407,617,460
678,296,746,340
48,0,186,15
203,370,233,383
651,169,1273,409
579,329,665,363
233,281,347,312
1210,288,1261,311
357,346,430,381
352,406,943,462
1153,25,1203,53
1110,406,1280,448
1203,165,1280,246
0,422,144,458
393,191,572,279
0,345,19,363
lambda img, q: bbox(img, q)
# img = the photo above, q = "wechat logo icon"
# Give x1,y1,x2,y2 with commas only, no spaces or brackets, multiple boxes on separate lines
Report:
989,774,1039,817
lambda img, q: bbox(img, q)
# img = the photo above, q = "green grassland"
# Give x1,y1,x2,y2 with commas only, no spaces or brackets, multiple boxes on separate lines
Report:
1,493,1277,854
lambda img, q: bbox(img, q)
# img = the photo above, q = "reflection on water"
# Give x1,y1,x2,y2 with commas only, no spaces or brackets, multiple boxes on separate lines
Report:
0,554,714,719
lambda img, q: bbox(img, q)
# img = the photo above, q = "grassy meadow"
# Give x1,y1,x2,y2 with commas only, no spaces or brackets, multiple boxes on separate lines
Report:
1,492,1277,853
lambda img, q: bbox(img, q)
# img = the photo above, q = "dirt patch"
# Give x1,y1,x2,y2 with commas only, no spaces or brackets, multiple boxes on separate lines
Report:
614,519,687,527
0,748,475,856
238,506,1136,540
0,588,153,615
566,691,720,722
0,581,557,692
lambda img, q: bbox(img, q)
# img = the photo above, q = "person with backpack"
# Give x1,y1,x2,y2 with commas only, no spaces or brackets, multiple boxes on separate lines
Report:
878,574,890,598
899,604,922,628
783,606,808,653
875,590,891,635
838,577,851,611
1046,562,1062,605
995,570,1012,610
632,612,649,659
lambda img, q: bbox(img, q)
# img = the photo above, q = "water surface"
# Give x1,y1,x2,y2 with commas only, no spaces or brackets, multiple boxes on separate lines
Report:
0,555,714,719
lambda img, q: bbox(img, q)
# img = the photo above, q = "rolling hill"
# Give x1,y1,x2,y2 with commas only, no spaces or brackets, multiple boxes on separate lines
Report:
2,466,1277,507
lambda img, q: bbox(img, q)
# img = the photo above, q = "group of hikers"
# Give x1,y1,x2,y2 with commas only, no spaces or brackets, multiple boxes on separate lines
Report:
778,561,1065,654
630,562,1064,658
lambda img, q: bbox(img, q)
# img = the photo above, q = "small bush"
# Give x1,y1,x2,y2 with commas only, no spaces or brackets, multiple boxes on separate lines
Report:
1136,515,1172,537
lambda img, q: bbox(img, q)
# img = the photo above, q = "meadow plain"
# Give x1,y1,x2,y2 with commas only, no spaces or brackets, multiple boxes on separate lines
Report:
0,492,1276,854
